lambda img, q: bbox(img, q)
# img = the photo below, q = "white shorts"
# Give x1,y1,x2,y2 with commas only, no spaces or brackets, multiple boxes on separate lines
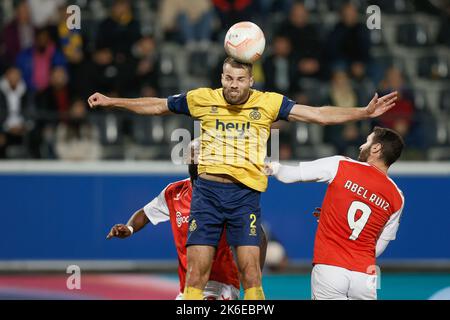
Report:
176,281,240,300
311,264,377,300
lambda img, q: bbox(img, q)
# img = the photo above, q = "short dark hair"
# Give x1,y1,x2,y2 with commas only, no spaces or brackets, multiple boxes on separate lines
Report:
223,57,253,75
372,126,405,166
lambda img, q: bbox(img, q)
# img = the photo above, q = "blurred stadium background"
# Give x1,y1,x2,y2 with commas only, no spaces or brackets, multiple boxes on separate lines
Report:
0,0,449,299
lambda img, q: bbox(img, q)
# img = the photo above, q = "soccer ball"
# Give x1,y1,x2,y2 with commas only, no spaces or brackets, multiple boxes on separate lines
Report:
224,21,266,64
265,241,286,267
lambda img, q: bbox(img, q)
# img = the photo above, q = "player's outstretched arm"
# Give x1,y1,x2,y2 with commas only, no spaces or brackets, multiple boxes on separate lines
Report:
88,92,171,116
264,162,302,183
106,209,150,239
265,156,342,183
287,91,398,125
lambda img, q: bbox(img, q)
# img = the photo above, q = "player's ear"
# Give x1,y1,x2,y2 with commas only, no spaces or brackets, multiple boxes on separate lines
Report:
249,76,254,87
371,143,382,155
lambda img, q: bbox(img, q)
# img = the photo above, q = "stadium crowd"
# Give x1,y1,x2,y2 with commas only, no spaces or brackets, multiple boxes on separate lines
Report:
0,0,449,160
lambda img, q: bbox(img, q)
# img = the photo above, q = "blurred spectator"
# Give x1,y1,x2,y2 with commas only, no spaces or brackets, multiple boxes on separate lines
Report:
330,70,358,108
29,66,71,159
85,47,118,96
276,2,323,78
263,35,298,95
95,0,141,96
132,35,160,97
0,66,30,158
96,0,141,60
279,142,294,161
212,0,256,30
324,70,363,156
55,99,101,161
377,67,415,139
35,66,71,121
16,27,66,92
437,8,450,47
160,0,214,49
258,0,293,18
0,0,436,160
328,2,370,80
28,0,66,27
0,0,34,67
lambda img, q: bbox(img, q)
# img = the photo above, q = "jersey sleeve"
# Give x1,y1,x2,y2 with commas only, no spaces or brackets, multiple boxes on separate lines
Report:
275,95,296,121
298,156,344,183
378,199,404,240
375,238,390,257
143,186,170,225
273,156,344,184
167,93,191,116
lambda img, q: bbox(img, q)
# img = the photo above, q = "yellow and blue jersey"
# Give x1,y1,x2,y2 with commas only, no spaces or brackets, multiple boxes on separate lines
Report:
168,88,295,192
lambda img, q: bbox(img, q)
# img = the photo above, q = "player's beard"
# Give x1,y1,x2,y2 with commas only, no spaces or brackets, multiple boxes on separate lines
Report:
358,145,370,162
223,87,250,105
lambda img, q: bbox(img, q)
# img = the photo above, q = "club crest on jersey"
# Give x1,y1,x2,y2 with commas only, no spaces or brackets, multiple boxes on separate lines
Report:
249,108,261,120
211,106,219,114
189,219,197,232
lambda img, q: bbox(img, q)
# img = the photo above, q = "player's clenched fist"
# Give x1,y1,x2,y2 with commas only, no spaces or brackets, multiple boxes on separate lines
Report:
263,162,280,176
88,92,112,109
106,224,132,239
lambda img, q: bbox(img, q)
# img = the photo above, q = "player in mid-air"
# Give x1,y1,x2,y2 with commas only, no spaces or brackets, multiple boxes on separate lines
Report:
266,127,405,300
106,141,267,299
89,56,397,300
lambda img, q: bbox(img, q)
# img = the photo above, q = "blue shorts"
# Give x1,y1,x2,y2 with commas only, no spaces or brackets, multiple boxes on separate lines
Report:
187,177,261,247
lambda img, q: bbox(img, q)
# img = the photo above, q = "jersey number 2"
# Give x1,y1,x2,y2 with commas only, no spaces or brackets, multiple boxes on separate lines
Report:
347,201,372,240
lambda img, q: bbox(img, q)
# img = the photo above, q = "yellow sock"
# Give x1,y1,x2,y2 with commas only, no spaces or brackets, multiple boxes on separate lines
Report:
183,286,204,300
244,286,265,300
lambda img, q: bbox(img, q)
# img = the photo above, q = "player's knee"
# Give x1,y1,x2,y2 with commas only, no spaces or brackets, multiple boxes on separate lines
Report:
240,266,262,288
239,257,261,282
185,268,210,288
